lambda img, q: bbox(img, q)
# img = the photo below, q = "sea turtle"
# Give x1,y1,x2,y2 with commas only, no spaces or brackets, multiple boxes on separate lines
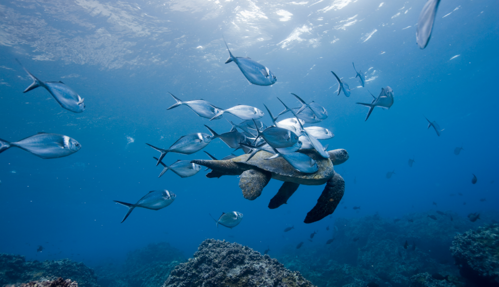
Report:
191,149,349,223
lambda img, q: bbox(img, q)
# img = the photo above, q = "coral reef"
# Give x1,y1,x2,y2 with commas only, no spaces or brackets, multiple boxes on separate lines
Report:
0,254,97,287
95,242,185,287
164,239,314,287
9,278,79,287
409,273,456,287
451,224,499,286
277,212,473,287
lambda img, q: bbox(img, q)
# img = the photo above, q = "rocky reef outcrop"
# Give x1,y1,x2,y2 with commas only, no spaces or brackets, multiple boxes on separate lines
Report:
451,223,499,286
95,242,185,287
0,254,98,287
409,273,457,287
164,239,315,287
9,278,79,287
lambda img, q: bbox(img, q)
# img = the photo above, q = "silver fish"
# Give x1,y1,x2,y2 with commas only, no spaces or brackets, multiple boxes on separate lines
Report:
0,133,81,159
224,40,276,86
416,0,441,49
304,127,334,140
154,158,201,178
211,211,244,228
167,92,222,120
232,120,267,137
263,104,304,136
277,98,329,159
253,124,300,149
268,147,318,174
16,59,85,113
204,125,246,149
211,105,264,121
277,105,322,124
331,71,351,97
425,117,443,137
454,147,464,155
147,129,216,165
356,86,394,121
292,93,328,121
298,135,314,151
352,62,365,87
114,190,176,223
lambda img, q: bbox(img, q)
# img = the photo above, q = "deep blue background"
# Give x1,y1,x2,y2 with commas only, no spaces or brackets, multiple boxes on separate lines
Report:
0,0,497,267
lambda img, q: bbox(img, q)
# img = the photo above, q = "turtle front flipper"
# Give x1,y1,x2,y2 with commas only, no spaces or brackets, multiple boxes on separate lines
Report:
239,169,271,200
304,173,345,224
268,182,300,209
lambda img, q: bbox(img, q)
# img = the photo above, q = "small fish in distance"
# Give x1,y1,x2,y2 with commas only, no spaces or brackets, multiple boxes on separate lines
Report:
356,87,394,121
471,174,477,184
296,242,304,249
416,0,442,49
167,92,222,120
114,190,176,223
386,171,395,179
352,62,365,87
284,226,294,232
16,59,85,113
210,211,243,229
467,212,480,222
264,247,270,255
326,238,335,245
0,133,81,159
223,39,276,86
408,158,415,167
37,246,44,252
211,105,264,121
428,215,437,220
404,240,408,249
153,157,201,178
310,231,317,239
331,71,351,97
454,147,464,155
425,117,444,136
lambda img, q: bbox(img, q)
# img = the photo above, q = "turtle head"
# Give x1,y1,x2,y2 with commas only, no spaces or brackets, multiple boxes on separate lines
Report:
328,149,349,165
191,159,247,178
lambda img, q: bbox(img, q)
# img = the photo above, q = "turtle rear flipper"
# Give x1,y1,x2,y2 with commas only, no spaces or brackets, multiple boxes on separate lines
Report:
239,169,271,200
304,173,344,224
268,182,300,209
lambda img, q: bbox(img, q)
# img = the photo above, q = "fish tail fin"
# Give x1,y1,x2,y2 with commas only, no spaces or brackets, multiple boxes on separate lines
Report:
291,93,310,115
16,59,42,93
114,200,136,223
203,151,218,160
146,143,168,166
330,71,342,96
0,138,11,154
356,102,375,121
209,213,219,226
204,125,219,139
153,157,169,178
167,92,183,110
424,117,432,129
251,119,262,145
222,37,235,64
352,62,357,73
263,104,277,125
210,110,224,121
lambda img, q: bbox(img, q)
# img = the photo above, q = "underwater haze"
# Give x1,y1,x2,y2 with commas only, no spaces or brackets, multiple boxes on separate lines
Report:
0,0,498,274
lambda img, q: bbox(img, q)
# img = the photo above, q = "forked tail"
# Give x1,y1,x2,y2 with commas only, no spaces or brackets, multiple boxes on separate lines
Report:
114,200,136,223
0,138,11,154
167,92,183,110
16,59,43,93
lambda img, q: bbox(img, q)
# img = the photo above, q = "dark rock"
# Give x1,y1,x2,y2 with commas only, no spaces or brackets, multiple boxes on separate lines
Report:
0,254,97,287
11,277,78,287
164,239,315,287
410,273,456,287
451,224,499,286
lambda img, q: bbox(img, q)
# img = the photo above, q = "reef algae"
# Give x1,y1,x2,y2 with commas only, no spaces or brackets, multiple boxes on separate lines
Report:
164,238,315,287
451,224,499,286
0,254,97,287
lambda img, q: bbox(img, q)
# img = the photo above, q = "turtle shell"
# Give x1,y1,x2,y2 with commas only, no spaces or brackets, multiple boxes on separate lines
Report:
233,150,334,186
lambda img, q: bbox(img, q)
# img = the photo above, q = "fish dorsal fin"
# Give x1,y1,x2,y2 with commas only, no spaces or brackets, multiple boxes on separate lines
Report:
204,151,218,160
218,212,225,221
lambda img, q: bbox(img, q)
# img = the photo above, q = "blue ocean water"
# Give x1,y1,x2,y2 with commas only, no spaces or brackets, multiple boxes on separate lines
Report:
0,0,497,271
